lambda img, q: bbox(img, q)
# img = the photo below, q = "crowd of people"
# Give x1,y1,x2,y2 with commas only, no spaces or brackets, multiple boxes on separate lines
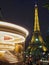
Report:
22,55,49,65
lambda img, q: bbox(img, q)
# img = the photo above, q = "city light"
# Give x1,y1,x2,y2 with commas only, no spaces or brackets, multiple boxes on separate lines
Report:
35,38,38,41
0,21,29,37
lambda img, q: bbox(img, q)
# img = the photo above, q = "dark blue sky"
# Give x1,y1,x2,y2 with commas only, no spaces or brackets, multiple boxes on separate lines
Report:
0,0,49,39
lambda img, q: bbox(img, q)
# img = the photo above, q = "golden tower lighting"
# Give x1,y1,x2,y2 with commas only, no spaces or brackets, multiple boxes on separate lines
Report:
27,4,47,55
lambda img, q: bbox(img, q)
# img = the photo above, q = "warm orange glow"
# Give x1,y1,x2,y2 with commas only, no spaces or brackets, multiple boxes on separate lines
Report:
0,21,29,62
0,31,25,44
42,46,47,52
4,36,12,40
15,44,23,53
0,21,29,37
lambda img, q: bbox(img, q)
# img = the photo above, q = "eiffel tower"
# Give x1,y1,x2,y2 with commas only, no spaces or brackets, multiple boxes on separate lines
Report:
26,4,47,56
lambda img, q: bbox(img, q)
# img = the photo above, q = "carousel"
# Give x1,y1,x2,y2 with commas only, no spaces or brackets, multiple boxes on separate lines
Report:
0,21,29,64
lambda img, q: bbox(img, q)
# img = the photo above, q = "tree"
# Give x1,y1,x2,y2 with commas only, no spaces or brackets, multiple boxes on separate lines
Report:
43,0,49,10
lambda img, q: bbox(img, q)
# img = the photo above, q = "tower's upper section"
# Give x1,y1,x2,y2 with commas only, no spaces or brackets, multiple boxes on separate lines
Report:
34,4,40,32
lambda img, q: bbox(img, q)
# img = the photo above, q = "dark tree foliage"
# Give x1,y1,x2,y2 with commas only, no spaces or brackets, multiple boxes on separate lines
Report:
43,0,49,10
46,35,49,50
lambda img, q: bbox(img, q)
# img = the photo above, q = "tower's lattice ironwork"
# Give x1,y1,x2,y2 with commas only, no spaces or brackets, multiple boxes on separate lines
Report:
26,4,47,56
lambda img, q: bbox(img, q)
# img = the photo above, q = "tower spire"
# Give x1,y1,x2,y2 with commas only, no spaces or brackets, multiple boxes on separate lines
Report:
34,4,40,32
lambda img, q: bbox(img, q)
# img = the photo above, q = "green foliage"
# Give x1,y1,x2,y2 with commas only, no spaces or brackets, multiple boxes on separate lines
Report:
43,2,49,10
46,35,49,50
25,41,44,57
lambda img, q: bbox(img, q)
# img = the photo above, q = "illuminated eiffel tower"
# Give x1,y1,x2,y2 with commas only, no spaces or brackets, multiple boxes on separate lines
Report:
26,4,47,56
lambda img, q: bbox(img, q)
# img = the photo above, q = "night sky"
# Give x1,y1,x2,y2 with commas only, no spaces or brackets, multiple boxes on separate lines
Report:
0,0,49,40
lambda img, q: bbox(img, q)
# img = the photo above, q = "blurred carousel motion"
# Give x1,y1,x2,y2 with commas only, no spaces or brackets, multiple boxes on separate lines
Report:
0,21,29,64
